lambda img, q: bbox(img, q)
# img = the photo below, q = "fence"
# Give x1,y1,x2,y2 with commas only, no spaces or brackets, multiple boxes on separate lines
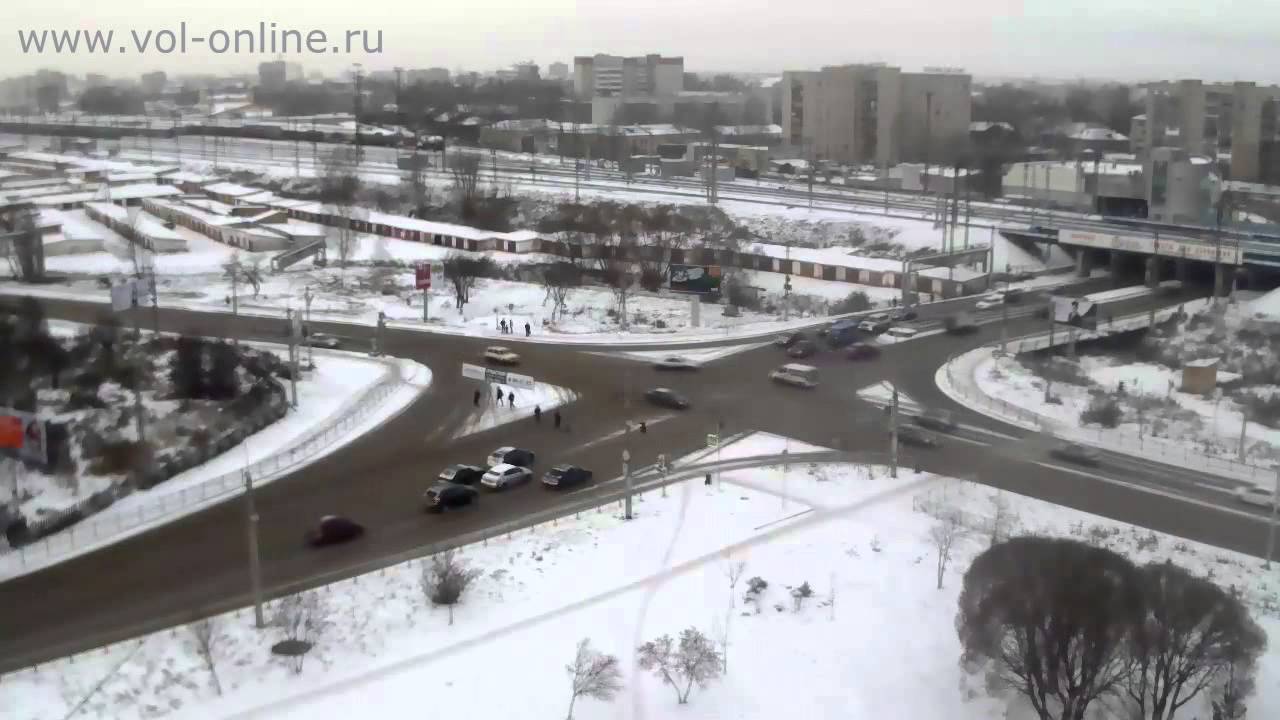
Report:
938,303,1274,484
0,374,402,576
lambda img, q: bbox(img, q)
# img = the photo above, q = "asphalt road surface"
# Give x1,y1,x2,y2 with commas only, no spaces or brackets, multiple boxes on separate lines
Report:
1,281,1269,673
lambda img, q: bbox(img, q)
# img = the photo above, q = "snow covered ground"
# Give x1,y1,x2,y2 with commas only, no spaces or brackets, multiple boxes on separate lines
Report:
454,381,577,439
4,431,1278,720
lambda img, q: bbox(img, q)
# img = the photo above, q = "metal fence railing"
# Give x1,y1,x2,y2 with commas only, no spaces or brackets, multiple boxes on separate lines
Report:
0,375,402,575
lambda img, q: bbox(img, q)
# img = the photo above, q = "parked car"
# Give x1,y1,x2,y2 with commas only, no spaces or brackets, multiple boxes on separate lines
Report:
770,363,819,389
890,308,918,322
305,515,365,547
423,481,479,512
1235,486,1277,509
787,340,819,359
483,346,521,365
846,343,881,361
487,446,536,468
858,319,892,334
1049,441,1101,466
438,464,486,485
774,331,807,348
309,333,341,349
481,463,534,489
915,409,957,433
653,355,698,371
644,387,691,410
542,464,593,489
896,425,940,448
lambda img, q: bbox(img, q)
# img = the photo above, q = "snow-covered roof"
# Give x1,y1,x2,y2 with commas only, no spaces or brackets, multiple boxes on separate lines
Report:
1071,127,1129,142
1185,358,1218,368
917,265,986,282
32,183,178,205
714,124,782,136
203,182,261,197
164,171,216,184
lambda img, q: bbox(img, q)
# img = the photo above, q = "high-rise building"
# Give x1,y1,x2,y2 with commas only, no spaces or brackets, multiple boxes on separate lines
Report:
1141,79,1280,183
257,61,288,91
548,62,569,81
573,54,683,124
407,67,450,85
141,71,167,96
782,64,971,168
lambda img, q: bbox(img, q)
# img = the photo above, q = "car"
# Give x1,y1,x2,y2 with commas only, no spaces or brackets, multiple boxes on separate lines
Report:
846,343,881,361
787,340,819,359
915,409,957,433
483,346,521,365
309,333,341,349
896,425,940,448
1235,486,1277,509
866,311,890,322
645,387,691,409
481,463,533,489
653,355,698,371
1003,288,1025,303
858,319,892,334
423,481,479,512
975,292,1006,310
438,464,486,485
486,446,536,468
305,515,365,547
1049,441,1101,466
774,331,807,348
826,320,863,348
890,308,918,322
542,464,593,489
770,363,819,389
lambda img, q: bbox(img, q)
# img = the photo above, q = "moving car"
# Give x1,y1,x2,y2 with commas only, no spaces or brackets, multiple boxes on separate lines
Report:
481,463,533,489
542,464,593,489
975,292,1006,310
438,464,485,485
944,312,979,334
1235,486,1277,509
896,425,941,448
653,355,698,371
915,409,957,433
774,331,807,348
309,333,341,349
846,343,881,361
770,363,819,389
305,515,365,547
787,340,819,359
423,481,479,512
858,318,892,334
487,446,536,468
826,320,863,348
1049,441,1101,466
890,308,918,322
483,346,521,365
644,387,691,410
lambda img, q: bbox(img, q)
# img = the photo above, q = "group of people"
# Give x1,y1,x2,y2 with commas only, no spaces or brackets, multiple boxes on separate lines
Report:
470,387,563,429
498,319,531,337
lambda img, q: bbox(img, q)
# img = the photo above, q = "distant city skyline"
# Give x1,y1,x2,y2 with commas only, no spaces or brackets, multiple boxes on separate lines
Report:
4,0,1279,85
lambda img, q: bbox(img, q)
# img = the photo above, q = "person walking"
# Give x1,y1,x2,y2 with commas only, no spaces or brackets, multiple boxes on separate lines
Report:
473,389,481,406
495,385,504,404
534,405,542,423
500,319,508,334
524,322,531,337
507,390,515,408
554,409,562,430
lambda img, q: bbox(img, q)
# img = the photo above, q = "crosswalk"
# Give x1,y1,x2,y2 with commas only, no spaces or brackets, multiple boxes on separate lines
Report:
855,381,924,415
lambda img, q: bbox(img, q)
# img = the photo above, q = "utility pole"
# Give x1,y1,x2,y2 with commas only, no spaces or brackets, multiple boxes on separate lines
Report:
244,470,265,628
1239,409,1249,463
1266,466,1278,569
229,258,239,316
622,448,633,520
783,242,792,321
890,386,899,479
1044,305,1056,403
286,308,298,408
304,285,315,365
1000,283,1009,353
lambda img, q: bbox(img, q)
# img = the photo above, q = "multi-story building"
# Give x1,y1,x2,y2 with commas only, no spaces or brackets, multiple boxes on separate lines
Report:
407,67,450,85
140,71,167,96
548,62,569,81
781,63,970,169
573,54,683,123
1141,79,1280,183
257,61,288,92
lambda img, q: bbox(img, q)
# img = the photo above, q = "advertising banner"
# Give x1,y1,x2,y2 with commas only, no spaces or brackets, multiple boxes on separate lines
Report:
669,264,723,294
0,408,47,465
461,363,535,388
415,263,432,290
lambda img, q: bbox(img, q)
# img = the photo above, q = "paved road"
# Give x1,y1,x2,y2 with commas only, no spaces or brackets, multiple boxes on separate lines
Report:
1,282,1271,672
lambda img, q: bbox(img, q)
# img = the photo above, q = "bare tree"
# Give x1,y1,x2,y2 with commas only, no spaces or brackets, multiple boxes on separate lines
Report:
1212,656,1256,720
271,591,331,674
791,581,814,611
636,627,723,705
319,146,362,284
189,617,224,696
2,207,44,282
565,638,623,719
987,491,1013,547
420,549,481,625
957,537,1145,720
1123,563,1266,720
540,261,582,322
449,151,482,209
442,253,495,314
930,509,966,590
723,557,746,609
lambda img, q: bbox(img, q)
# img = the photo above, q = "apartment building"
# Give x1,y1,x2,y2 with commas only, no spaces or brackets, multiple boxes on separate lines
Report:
1141,79,1280,183
573,54,683,123
781,63,970,169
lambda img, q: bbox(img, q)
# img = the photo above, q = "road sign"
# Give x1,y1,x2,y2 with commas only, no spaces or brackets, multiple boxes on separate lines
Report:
0,407,47,465
461,363,535,389
706,433,720,448
415,263,432,290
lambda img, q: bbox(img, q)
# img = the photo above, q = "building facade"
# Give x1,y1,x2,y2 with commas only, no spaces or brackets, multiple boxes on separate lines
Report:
257,61,287,91
573,54,683,123
1141,79,1280,183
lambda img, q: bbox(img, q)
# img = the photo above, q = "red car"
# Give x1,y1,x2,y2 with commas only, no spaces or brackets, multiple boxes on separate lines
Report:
846,343,881,361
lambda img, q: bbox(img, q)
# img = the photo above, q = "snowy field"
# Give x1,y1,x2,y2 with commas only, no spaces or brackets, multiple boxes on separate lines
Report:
5,432,1278,720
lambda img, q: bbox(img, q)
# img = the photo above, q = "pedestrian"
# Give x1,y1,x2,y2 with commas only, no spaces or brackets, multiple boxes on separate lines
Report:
500,319,508,334
473,389,481,406
640,421,647,434
554,410,562,430
496,385,504,404
508,390,515,408
525,322,531,338
704,473,712,486
534,405,542,423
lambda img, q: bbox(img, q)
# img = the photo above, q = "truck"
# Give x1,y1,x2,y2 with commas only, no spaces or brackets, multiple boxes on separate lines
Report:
825,319,863,348
944,311,979,335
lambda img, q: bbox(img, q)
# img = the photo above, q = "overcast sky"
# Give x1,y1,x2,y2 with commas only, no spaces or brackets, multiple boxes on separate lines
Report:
5,0,1279,84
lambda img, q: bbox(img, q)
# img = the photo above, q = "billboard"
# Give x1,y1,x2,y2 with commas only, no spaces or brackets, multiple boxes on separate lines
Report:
0,408,47,465
415,263,432,290
1061,230,1155,255
1050,296,1097,328
461,363,535,389
669,264,722,294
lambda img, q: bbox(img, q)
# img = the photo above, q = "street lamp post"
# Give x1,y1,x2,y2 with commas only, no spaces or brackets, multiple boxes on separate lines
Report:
623,449,633,520
1266,466,1279,569
244,470,265,628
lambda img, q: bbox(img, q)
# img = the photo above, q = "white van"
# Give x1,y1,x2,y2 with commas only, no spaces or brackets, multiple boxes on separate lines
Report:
770,363,819,389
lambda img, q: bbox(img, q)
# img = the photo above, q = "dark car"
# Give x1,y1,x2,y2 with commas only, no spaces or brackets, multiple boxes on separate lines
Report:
896,425,940,448
486,446,536,468
890,308,918,322
306,515,365,547
542,464,593,489
915,409,958,433
858,318,892,335
826,320,863,348
846,343,881,361
1004,288,1024,303
1050,441,1101,466
424,481,478,512
787,340,818,359
438,464,485,485
645,387,691,410
653,355,698,371
774,331,807,348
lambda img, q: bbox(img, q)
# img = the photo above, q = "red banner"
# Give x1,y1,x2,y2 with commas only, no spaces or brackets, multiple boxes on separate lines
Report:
415,263,432,290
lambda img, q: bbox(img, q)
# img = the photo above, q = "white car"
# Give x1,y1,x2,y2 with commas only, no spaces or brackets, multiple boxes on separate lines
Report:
1235,486,1277,509
309,333,341,349
481,463,533,489
975,293,1006,310
483,346,520,365
769,363,819,389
